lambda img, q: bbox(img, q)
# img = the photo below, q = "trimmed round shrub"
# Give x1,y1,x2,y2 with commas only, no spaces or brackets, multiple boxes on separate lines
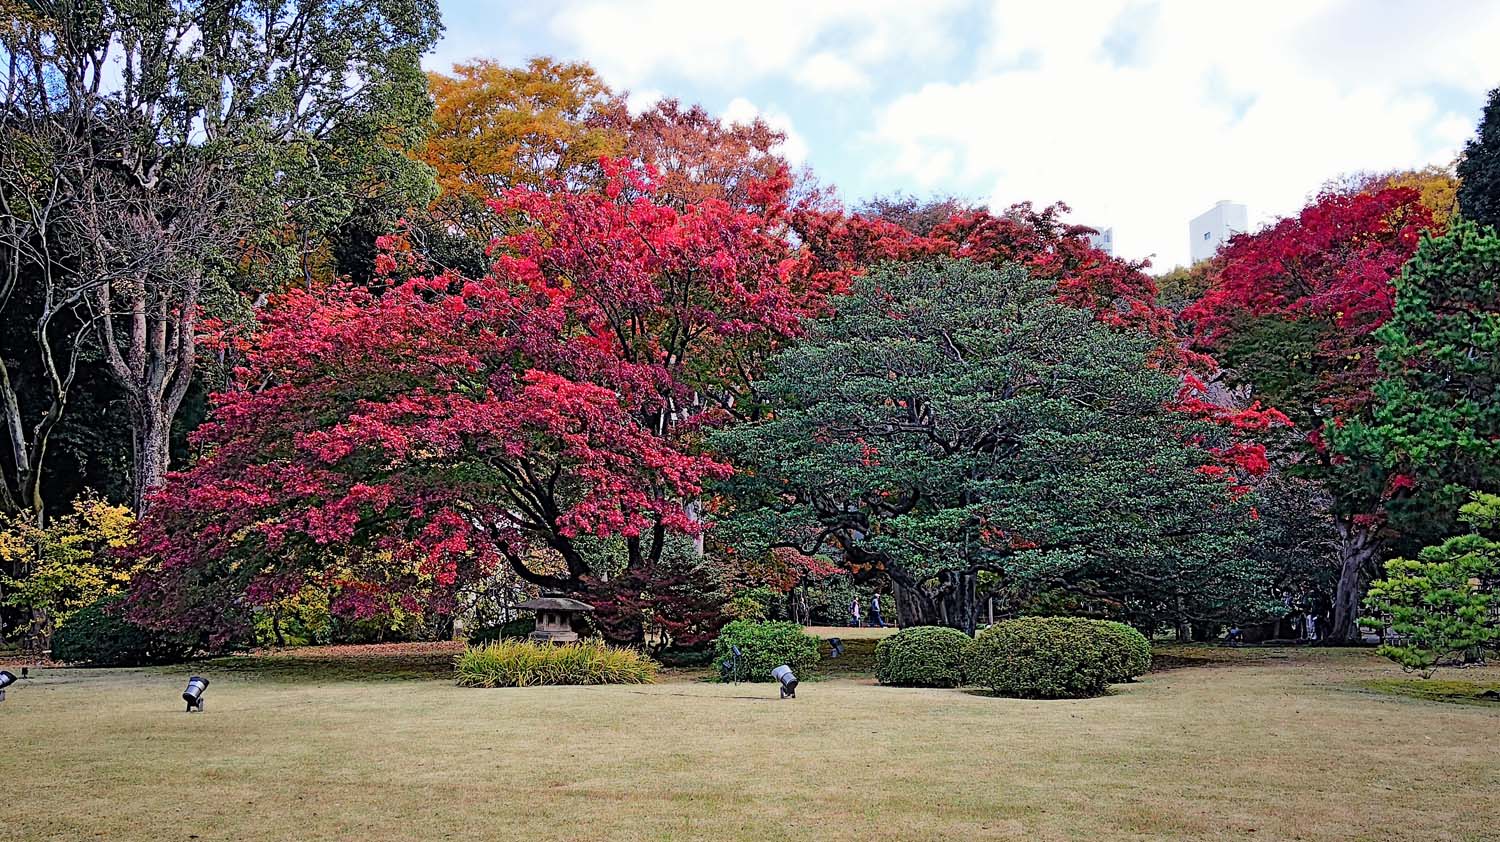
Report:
454,639,657,687
874,626,971,687
713,619,821,682
1095,620,1152,681
965,617,1136,699
51,596,194,666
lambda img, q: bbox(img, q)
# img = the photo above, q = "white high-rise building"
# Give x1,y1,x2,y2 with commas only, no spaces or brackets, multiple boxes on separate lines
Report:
1086,227,1114,256
1189,201,1248,263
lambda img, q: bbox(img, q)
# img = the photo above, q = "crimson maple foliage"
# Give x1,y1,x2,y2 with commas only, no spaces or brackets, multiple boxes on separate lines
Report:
1187,186,1434,415
1184,186,1438,640
599,97,794,209
127,162,814,646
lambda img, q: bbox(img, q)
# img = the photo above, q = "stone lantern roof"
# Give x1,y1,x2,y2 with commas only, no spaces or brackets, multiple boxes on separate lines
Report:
516,596,595,613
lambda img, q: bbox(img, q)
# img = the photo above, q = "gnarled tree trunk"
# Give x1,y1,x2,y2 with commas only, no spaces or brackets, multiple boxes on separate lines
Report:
889,566,979,634
1329,518,1381,642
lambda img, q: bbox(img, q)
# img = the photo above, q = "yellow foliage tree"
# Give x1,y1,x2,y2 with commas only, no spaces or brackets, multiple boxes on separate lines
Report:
0,496,136,646
1329,164,1460,227
422,57,625,235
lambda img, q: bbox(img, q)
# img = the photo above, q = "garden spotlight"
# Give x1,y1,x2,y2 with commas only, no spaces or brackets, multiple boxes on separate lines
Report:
828,637,844,658
0,669,14,702
771,664,798,699
719,645,745,684
182,676,209,712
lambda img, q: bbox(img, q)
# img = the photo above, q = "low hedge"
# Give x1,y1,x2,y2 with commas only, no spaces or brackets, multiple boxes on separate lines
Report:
454,639,657,687
464,616,536,646
50,596,194,666
965,617,1139,699
713,620,821,682
1096,620,1152,681
874,626,971,687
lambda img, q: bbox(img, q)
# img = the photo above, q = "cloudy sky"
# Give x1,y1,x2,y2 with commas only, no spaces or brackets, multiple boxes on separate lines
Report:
432,1,1500,270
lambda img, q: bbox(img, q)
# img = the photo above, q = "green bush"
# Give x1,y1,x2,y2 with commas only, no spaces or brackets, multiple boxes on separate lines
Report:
453,639,657,687
1095,621,1152,681
653,645,714,668
725,585,776,621
712,619,821,682
965,617,1138,699
50,596,194,666
464,616,535,646
874,626,971,687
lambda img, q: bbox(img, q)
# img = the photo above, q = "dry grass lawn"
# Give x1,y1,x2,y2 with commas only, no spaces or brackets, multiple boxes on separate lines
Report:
0,644,1495,841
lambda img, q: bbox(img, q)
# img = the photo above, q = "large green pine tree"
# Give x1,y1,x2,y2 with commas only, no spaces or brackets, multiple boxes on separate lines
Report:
712,258,1273,634
1458,86,1500,230
1338,218,1500,543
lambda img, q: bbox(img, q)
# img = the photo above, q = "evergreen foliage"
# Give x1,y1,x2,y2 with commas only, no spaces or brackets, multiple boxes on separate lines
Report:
1338,218,1500,543
1364,493,1500,677
712,620,822,682
1458,87,1500,230
874,626,971,687
713,258,1269,633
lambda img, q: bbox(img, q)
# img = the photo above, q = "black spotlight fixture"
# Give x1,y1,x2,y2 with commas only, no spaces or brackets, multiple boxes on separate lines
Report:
771,664,798,699
0,669,15,702
182,676,210,712
19,666,29,679
828,637,844,659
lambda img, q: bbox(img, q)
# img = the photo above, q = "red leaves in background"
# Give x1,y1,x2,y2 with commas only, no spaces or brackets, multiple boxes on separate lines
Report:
1186,187,1435,415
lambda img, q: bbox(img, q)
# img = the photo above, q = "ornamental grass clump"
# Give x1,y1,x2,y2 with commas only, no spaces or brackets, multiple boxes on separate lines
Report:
874,626,972,687
454,639,657,687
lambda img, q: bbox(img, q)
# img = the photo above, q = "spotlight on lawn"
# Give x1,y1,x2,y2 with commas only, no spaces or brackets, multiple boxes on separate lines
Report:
719,645,745,684
19,666,29,679
771,664,798,699
182,676,209,712
0,669,15,702
828,637,844,658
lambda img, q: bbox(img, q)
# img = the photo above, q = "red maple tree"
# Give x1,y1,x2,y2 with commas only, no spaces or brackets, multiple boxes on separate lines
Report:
1183,186,1437,639
128,162,815,646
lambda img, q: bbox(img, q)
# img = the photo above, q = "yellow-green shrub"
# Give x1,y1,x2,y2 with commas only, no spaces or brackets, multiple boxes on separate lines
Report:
454,639,657,687
0,495,135,644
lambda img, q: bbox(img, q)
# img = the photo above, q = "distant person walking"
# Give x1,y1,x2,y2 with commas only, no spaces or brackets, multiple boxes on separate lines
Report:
870,594,886,628
850,597,862,628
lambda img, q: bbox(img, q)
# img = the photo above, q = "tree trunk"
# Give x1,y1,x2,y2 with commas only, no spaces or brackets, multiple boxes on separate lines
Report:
130,403,173,512
889,567,979,634
1330,519,1381,642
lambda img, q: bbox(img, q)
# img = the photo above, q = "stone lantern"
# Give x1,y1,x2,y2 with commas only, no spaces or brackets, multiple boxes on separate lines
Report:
517,596,595,644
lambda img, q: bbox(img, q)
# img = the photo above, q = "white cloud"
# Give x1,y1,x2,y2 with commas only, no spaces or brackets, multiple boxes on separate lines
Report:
546,0,964,88
870,0,1498,269
796,52,870,93
625,87,665,116
724,97,809,165
432,0,1500,268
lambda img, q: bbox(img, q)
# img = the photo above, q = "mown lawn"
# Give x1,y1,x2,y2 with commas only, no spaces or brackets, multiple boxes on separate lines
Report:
0,643,1495,841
